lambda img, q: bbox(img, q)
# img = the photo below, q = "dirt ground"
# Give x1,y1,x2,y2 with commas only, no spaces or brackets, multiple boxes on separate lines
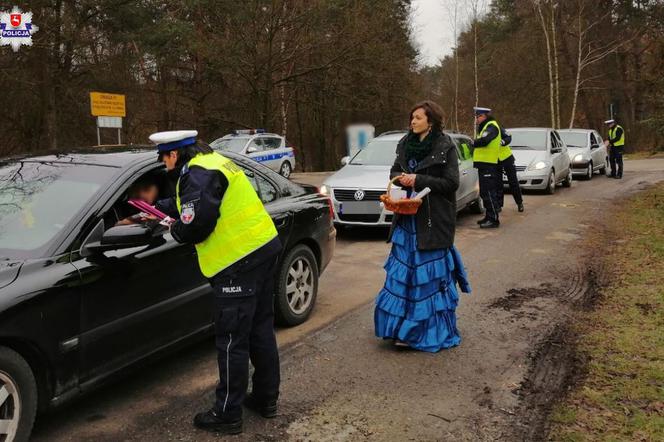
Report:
31,159,664,441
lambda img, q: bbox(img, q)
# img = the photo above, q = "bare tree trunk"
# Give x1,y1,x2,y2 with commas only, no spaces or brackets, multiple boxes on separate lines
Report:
534,0,556,128
569,2,584,128
550,1,560,128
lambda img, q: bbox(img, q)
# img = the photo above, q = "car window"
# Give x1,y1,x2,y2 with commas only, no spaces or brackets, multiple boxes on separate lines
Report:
595,133,603,145
550,132,560,149
559,131,587,148
238,165,279,204
247,138,264,152
0,161,117,258
211,137,249,153
261,137,282,151
555,132,564,148
589,132,597,146
508,130,548,150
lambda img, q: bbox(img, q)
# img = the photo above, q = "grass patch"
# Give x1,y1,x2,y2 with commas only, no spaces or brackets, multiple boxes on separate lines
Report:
549,183,664,442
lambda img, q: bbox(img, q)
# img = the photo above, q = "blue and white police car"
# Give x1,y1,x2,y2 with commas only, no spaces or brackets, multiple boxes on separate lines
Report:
210,129,296,178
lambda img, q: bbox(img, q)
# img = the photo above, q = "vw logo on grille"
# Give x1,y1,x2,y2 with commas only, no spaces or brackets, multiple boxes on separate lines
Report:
354,189,365,201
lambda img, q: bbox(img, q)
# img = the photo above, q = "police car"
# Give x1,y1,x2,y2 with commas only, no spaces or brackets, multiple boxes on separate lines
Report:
210,129,296,178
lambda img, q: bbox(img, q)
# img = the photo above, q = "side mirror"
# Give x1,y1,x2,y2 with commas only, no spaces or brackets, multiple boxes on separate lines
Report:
340,156,350,166
246,146,258,154
591,144,599,150
551,147,562,154
84,224,152,254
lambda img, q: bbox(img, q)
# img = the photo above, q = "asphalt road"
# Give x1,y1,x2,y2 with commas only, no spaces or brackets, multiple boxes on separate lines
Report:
31,159,664,441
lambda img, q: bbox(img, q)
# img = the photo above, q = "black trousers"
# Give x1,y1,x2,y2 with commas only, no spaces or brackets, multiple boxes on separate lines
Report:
209,255,280,420
609,147,624,177
475,163,500,222
496,155,523,207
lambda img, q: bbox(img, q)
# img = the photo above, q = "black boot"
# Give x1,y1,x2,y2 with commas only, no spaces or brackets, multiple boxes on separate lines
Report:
479,219,500,229
244,394,278,418
517,203,524,212
476,217,488,225
193,409,243,434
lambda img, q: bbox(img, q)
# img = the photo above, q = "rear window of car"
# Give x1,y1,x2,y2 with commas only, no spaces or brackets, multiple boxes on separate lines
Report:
0,161,116,258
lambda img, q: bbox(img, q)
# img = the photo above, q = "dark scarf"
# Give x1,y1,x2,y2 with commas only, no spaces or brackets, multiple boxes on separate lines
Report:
405,131,435,163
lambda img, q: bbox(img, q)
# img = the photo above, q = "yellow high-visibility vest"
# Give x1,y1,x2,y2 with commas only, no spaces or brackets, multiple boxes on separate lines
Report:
609,125,625,147
473,120,501,164
176,152,277,278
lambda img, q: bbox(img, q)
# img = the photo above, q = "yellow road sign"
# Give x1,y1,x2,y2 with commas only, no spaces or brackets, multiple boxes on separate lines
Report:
90,92,126,117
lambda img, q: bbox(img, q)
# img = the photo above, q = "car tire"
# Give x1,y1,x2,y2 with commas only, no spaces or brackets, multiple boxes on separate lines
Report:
562,168,573,188
585,162,593,180
0,346,38,442
545,170,556,194
468,196,484,214
274,244,319,326
279,162,292,179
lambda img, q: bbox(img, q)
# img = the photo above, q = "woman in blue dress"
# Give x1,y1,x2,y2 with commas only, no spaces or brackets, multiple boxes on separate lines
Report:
374,100,471,352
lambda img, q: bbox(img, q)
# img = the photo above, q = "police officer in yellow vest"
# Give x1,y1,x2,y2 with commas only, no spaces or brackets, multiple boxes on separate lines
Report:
605,119,625,179
496,126,525,212
150,130,282,435
471,107,501,228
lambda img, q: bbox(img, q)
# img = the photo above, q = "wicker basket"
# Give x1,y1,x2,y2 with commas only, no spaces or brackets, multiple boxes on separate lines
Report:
379,176,422,215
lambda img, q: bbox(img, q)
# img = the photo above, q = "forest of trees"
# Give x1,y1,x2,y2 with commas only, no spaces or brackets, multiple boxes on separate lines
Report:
1,0,662,171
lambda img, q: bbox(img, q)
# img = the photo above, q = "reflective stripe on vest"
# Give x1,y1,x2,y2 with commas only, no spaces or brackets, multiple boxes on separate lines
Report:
176,152,278,278
473,120,501,164
609,125,625,147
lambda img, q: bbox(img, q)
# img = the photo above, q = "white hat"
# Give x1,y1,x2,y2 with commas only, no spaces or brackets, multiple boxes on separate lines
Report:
473,107,491,115
604,119,615,125
149,130,198,152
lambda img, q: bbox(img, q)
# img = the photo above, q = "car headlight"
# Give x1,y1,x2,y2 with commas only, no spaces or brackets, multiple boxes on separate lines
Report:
574,154,584,162
528,161,548,171
319,185,329,195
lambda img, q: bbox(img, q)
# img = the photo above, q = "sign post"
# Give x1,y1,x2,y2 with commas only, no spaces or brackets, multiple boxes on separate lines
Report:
90,92,126,145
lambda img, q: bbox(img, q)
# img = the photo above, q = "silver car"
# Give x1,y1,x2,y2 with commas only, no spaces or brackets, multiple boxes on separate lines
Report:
507,128,573,194
321,131,482,227
558,129,609,180
210,130,296,178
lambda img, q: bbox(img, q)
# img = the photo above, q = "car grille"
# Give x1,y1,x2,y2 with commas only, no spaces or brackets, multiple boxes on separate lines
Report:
333,189,384,201
515,165,527,172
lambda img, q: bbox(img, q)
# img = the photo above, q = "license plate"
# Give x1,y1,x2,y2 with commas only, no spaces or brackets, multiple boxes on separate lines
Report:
339,201,380,215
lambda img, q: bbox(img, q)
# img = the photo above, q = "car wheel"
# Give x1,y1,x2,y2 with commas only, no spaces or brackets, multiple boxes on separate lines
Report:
585,162,593,180
562,168,572,188
468,196,484,214
545,170,556,194
0,346,38,442
279,162,292,178
275,244,319,326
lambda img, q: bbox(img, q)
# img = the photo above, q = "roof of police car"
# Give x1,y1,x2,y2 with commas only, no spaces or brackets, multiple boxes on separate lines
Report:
2,145,245,168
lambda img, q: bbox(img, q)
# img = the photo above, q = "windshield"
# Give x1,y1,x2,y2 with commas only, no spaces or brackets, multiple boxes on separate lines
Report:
210,137,248,153
0,161,115,258
508,130,548,150
349,139,400,166
559,131,588,148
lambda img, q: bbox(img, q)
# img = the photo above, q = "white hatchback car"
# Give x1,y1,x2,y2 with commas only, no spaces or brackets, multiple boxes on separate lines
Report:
558,129,609,180
210,130,296,178
507,127,573,194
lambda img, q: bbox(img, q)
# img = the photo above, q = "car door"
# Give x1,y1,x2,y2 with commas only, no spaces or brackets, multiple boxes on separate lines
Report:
260,136,285,172
453,136,475,205
550,131,564,180
73,165,211,383
590,131,605,169
245,137,265,164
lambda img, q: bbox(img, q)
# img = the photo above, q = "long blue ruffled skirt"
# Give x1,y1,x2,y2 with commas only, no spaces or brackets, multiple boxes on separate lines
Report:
374,216,471,352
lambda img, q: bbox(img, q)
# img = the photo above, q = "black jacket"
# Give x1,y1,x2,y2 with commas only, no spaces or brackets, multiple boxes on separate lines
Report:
388,132,459,250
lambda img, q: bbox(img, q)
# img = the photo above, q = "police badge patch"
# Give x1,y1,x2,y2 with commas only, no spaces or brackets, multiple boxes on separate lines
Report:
181,202,195,224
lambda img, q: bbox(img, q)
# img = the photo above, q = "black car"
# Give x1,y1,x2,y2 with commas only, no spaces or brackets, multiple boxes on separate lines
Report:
0,147,335,441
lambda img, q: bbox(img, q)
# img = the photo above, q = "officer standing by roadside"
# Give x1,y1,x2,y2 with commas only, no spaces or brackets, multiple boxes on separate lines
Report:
496,126,525,212
471,107,501,228
150,130,282,435
605,119,625,179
